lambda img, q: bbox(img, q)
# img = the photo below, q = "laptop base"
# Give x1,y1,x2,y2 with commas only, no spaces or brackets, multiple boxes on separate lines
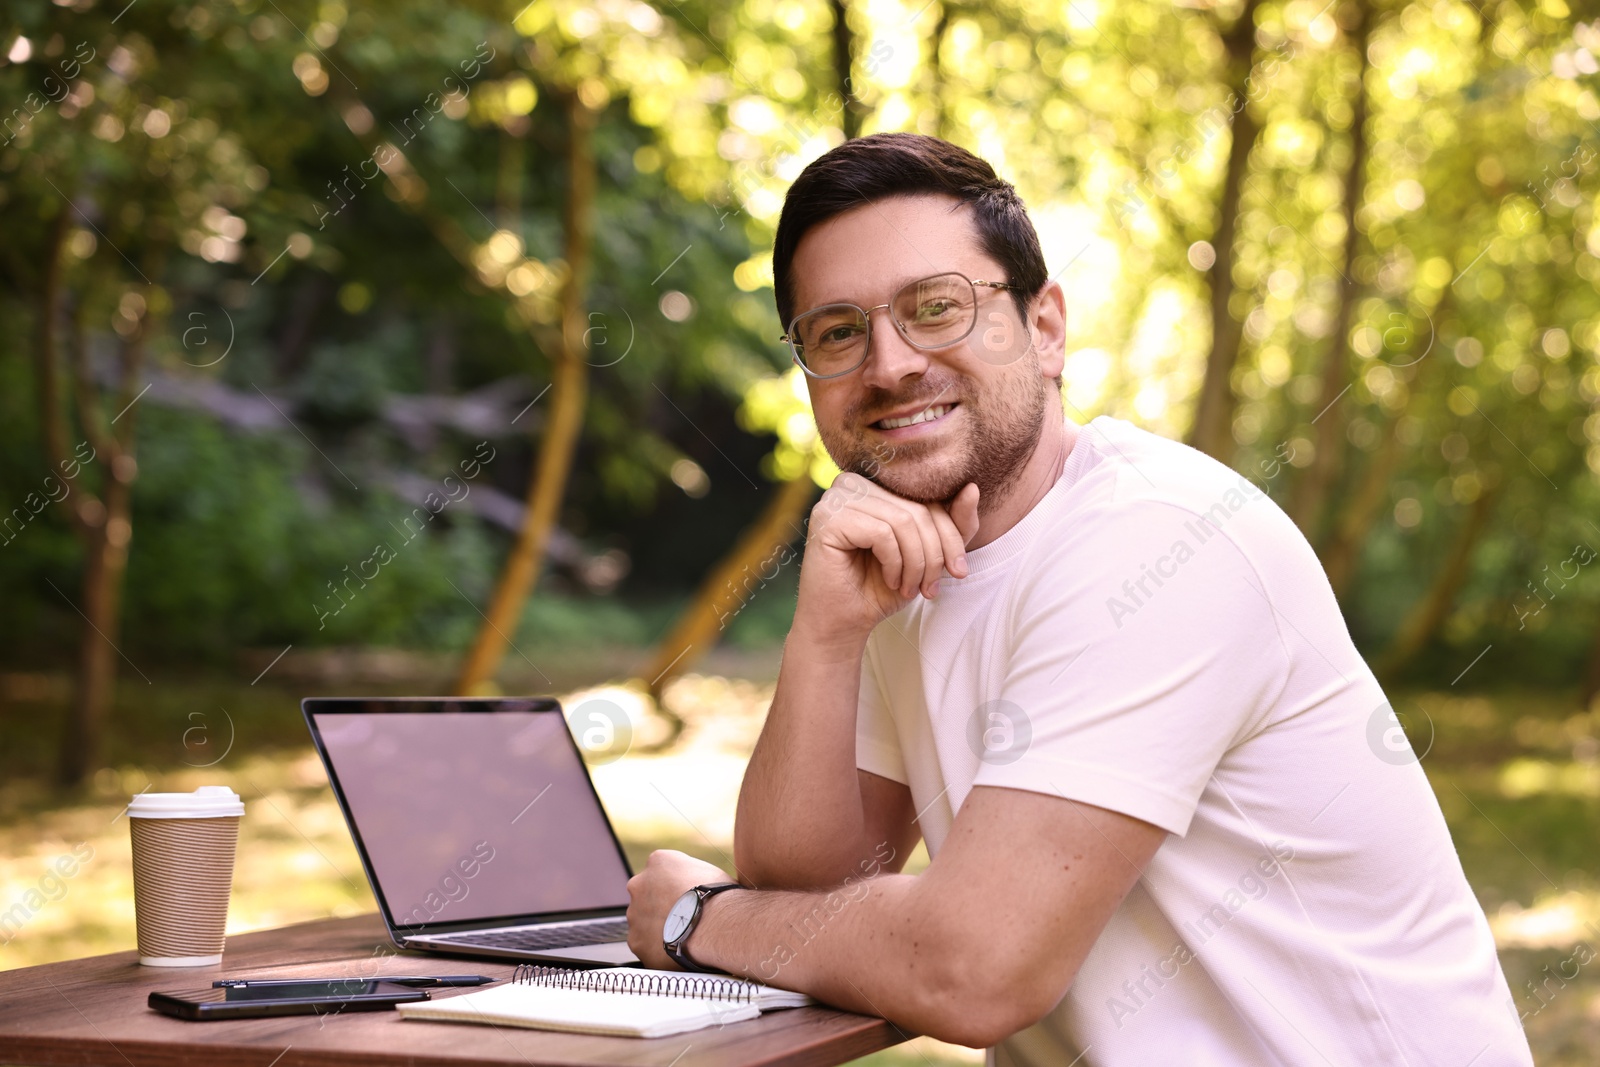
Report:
403,937,639,967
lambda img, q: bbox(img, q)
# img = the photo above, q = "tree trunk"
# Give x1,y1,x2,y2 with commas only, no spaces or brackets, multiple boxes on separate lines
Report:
930,3,953,141
830,0,864,140
1185,0,1267,462
1288,0,1372,539
1580,617,1600,710
60,491,131,784
455,92,597,695
1317,291,1449,596
35,208,71,474
275,275,334,380
1374,485,1499,681
38,198,151,784
639,473,819,704
1317,415,1403,600
496,128,525,231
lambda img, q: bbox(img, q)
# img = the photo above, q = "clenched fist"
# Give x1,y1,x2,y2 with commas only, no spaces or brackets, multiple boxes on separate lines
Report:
625,849,737,970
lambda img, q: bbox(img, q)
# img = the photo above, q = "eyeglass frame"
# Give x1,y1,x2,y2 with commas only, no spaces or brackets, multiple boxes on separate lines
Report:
778,272,1025,380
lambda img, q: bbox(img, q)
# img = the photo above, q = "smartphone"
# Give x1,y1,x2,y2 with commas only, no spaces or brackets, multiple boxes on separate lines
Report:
148,979,431,1021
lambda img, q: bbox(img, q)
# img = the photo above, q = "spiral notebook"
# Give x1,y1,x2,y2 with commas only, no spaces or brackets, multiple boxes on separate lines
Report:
396,965,815,1038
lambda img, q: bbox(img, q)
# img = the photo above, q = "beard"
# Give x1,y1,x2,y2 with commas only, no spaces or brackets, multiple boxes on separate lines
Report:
819,357,1053,509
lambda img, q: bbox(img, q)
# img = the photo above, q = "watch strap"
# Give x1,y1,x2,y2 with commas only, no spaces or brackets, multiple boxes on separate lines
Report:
664,882,743,972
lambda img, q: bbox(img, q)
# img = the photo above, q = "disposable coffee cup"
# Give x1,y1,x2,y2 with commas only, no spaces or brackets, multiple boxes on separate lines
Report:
129,785,244,966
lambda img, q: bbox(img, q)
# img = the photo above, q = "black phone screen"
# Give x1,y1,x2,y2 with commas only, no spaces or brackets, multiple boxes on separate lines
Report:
148,980,428,1020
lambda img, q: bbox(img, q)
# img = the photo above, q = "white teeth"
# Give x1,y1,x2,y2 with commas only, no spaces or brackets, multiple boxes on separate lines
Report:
879,404,952,430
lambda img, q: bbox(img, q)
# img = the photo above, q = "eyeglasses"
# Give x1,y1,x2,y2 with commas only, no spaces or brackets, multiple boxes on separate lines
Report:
779,271,1022,379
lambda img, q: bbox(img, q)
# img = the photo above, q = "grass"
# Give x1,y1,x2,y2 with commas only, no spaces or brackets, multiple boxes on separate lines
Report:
1,665,1596,1064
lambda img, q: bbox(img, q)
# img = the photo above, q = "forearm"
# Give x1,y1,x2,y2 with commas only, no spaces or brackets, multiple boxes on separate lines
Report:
686,873,1008,1049
734,621,874,887
681,789,1155,1049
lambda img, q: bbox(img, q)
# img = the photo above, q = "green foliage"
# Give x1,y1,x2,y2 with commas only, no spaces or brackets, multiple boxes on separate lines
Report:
0,0,1597,687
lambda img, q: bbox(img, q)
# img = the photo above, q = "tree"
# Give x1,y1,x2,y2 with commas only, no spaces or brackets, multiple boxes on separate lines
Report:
1,6,266,783
31,203,157,784
0,0,774,772
1186,0,1268,462
637,472,815,709
456,89,598,695
635,0,877,696
1375,483,1500,679
1287,0,1375,540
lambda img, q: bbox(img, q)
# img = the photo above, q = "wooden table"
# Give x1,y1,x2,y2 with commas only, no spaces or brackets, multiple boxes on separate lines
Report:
0,914,911,1067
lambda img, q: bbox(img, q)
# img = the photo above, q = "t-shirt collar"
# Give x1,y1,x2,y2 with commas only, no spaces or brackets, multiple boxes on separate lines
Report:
958,415,1097,575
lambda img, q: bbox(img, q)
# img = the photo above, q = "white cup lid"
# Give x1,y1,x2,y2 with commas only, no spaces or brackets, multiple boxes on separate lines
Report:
128,785,245,819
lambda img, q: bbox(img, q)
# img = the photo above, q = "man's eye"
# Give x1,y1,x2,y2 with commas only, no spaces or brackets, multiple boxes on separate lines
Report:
916,300,956,321
819,325,863,346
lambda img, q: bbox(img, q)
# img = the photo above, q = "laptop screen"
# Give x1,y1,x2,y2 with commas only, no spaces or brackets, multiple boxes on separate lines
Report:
305,699,633,932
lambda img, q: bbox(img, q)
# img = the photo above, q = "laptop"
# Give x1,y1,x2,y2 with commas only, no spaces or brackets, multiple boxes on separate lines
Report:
302,697,639,967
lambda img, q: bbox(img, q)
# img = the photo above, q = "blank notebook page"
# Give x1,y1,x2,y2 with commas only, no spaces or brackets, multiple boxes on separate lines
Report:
397,981,763,1038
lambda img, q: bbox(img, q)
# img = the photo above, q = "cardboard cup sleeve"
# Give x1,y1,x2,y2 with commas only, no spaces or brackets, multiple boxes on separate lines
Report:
129,787,243,967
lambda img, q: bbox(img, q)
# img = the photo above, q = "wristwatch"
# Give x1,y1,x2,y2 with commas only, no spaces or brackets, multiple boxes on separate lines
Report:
663,882,743,972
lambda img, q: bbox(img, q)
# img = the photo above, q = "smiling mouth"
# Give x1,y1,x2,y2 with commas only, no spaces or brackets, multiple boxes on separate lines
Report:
874,402,957,431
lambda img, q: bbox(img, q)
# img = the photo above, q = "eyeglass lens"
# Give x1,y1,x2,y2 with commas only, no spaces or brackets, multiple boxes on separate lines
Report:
790,272,979,375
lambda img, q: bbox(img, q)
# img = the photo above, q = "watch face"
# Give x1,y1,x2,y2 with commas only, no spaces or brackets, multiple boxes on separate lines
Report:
663,891,698,944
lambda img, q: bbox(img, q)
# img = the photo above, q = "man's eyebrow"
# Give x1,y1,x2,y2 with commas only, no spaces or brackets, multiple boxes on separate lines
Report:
796,269,974,312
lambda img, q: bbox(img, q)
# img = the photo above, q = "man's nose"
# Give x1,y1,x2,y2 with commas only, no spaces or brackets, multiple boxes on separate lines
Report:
859,306,930,391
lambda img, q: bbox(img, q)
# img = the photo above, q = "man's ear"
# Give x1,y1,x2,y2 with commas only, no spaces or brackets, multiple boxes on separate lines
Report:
1031,280,1067,380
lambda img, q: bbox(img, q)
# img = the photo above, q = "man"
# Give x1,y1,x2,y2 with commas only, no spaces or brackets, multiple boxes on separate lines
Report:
626,132,1533,1066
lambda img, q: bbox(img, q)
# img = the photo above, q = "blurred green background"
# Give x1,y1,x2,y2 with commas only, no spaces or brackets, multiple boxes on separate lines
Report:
2,0,1599,1062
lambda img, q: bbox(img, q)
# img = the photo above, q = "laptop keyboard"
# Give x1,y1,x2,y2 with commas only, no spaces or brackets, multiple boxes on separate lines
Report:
434,918,629,951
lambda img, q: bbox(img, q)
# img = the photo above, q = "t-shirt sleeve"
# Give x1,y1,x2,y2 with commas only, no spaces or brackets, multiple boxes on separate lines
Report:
855,631,909,784
971,499,1288,837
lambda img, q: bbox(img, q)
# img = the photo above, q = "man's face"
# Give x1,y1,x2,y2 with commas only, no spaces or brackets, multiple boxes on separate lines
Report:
789,194,1063,507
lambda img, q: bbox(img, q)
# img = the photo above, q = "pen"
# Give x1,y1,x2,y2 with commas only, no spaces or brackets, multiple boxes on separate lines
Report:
214,975,496,988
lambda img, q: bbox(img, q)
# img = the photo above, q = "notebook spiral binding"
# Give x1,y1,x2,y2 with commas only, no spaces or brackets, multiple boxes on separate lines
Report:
511,965,758,1003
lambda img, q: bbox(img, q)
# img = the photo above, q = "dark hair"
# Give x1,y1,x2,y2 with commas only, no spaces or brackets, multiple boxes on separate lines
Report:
771,132,1048,329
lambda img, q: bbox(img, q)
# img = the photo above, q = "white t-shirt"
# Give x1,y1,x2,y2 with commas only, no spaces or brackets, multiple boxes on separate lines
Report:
856,416,1532,1067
